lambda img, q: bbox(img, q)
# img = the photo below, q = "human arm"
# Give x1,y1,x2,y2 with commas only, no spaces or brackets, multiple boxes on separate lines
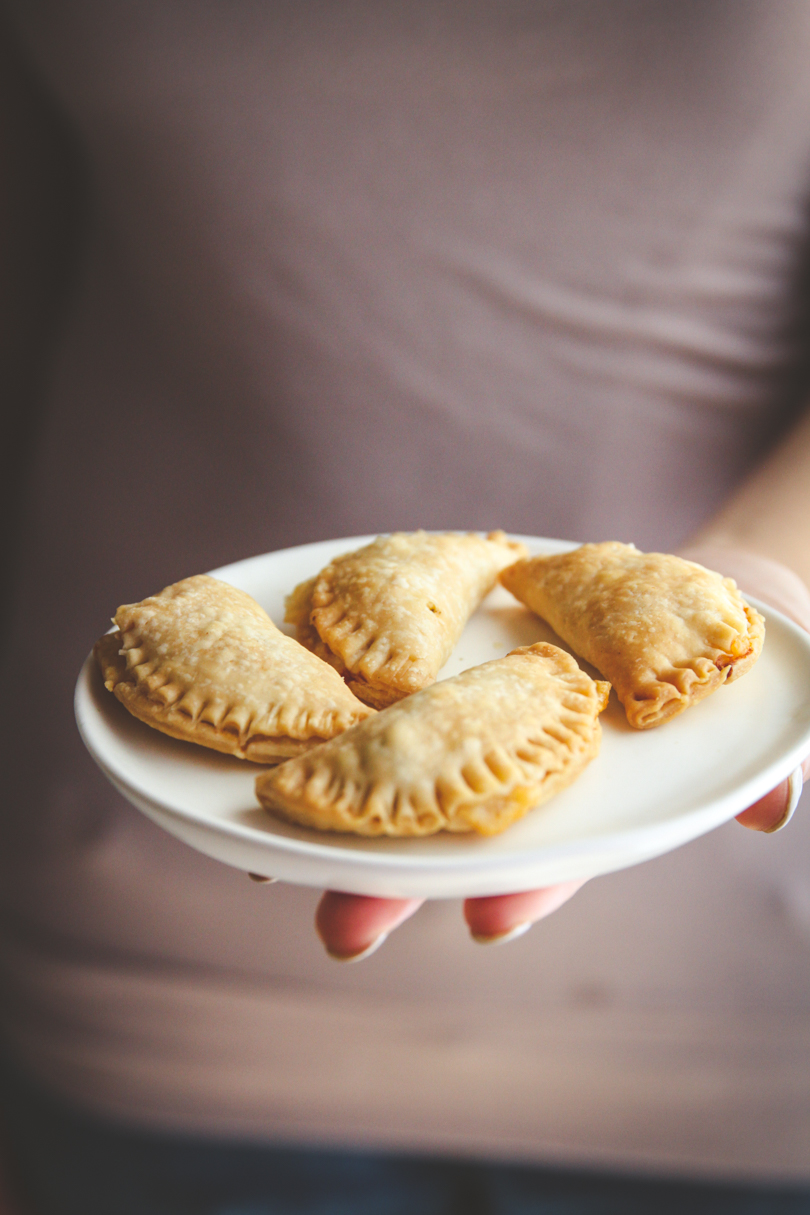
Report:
680,404,810,828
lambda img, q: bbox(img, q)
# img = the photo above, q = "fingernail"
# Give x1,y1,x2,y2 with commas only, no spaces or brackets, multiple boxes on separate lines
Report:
470,922,532,946
326,933,389,963
248,873,278,883
764,766,803,834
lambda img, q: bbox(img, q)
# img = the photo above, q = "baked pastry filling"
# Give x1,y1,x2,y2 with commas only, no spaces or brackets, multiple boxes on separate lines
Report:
95,574,373,762
285,529,527,708
501,542,765,729
255,642,610,837
92,536,769,841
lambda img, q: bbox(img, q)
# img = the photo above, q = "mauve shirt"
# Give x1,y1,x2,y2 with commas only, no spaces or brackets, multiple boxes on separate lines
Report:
3,0,810,1179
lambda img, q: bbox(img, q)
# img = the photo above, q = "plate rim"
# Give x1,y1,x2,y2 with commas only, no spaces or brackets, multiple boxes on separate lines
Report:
74,534,810,895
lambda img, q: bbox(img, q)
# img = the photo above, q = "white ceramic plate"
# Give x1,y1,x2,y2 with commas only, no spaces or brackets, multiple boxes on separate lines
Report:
75,535,810,898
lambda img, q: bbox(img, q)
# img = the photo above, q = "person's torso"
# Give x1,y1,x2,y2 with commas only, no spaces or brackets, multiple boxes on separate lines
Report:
3,0,810,1170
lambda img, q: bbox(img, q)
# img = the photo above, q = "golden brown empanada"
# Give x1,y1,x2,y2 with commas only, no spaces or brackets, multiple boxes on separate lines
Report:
256,642,610,836
501,542,765,729
95,575,373,762
285,530,527,708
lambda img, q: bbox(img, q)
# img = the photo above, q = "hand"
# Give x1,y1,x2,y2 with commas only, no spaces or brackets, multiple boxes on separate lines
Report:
734,756,809,832
679,543,810,833
316,543,810,962
315,760,806,961
315,880,589,961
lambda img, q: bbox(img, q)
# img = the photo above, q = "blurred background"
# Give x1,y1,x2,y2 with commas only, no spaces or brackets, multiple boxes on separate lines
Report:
2,3,810,1212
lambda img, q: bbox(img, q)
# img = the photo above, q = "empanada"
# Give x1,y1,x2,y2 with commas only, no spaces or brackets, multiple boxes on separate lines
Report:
256,642,610,836
95,575,373,762
285,530,527,708
501,542,765,729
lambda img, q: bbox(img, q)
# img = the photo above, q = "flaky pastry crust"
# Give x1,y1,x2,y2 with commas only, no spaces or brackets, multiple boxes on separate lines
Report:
94,575,373,762
256,642,610,836
501,542,765,729
285,530,527,708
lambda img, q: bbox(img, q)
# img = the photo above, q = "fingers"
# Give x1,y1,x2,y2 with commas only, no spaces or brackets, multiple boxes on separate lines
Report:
736,765,804,833
315,892,423,961
316,881,588,961
735,779,790,831
311,756,808,965
464,880,588,944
